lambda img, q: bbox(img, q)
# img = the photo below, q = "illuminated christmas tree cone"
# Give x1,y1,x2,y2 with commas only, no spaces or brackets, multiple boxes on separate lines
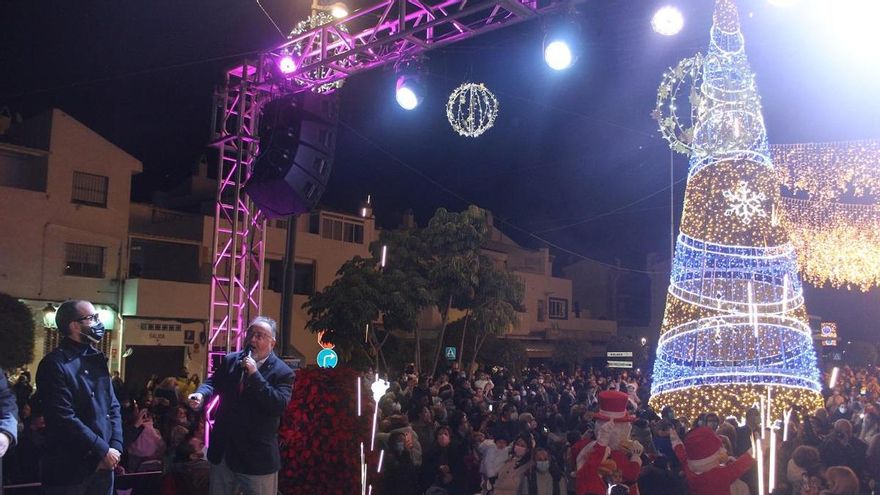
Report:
649,0,824,421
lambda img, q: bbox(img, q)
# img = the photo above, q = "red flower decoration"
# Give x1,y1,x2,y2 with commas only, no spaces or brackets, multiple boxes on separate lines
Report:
278,366,370,494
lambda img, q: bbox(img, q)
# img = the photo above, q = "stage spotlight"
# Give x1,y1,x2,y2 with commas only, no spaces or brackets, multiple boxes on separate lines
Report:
278,55,297,74
543,16,581,71
652,6,684,36
394,59,425,110
544,40,574,71
312,0,349,19
395,76,422,110
330,3,349,19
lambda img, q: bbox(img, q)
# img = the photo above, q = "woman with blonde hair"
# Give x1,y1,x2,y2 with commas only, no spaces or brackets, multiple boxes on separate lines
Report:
820,466,859,495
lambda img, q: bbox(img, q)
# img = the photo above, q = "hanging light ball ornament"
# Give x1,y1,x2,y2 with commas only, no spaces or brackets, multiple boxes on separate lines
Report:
446,83,499,138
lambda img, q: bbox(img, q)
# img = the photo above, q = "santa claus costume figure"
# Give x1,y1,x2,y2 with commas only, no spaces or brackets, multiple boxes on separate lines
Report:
672,426,754,495
575,390,643,495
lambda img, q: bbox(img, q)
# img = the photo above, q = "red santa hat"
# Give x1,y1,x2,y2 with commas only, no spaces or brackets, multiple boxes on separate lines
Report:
683,427,723,473
593,390,635,422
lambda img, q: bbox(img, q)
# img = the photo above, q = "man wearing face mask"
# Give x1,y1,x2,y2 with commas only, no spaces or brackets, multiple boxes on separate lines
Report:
36,299,123,495
188,316,294,495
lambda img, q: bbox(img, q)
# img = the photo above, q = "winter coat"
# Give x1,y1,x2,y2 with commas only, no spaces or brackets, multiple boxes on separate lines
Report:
36,338,123,486
493,457,532,495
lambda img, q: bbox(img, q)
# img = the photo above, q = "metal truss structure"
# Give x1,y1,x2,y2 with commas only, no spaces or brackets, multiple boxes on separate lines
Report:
207,0,568,370
276,0,565,93
208,60,268,374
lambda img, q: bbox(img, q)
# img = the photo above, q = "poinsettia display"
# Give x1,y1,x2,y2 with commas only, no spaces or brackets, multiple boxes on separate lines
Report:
278,366,370,494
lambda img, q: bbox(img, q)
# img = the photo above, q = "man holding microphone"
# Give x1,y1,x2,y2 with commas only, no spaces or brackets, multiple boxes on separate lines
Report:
188,316,294,495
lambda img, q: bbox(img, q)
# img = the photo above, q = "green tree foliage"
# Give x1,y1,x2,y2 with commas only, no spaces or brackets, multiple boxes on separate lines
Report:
303,256,382,361
467,258,525,373
303,206,524,376
0,293,35,369
422,206,489,376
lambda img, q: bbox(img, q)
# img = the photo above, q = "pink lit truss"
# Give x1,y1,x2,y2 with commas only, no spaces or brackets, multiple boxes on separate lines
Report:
206,0,568,380
273,0,566,94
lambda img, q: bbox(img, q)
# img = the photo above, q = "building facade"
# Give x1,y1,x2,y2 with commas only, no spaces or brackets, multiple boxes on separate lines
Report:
0,109,378,386
0,109,142,373
418,213,619,361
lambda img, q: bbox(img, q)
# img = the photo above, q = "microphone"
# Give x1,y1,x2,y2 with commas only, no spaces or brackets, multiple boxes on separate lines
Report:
239,343,254,390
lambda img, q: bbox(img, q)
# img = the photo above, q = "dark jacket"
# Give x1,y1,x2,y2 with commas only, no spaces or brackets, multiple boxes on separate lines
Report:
196,351,293,476
36,338,123,486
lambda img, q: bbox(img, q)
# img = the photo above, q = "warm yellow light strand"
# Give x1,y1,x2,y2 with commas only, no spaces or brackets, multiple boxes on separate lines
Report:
772,140,880,201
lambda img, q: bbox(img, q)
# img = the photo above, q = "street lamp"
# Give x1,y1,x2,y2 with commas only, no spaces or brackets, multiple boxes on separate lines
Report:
42,303,57,328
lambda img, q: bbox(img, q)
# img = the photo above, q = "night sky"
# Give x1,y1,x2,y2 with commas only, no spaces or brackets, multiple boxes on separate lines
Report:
2,0,879,341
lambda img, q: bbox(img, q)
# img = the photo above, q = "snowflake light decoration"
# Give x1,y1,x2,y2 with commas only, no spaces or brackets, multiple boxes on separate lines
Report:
446,83,499,138
723,181,767,225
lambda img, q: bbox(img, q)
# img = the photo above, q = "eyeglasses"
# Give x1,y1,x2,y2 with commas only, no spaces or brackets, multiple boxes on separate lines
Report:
76,314,101,323
247,329,273,341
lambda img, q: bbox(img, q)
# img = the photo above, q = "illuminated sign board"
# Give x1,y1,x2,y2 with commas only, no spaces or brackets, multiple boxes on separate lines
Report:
607,360,634,369
607,351,633,358
820,322,838,347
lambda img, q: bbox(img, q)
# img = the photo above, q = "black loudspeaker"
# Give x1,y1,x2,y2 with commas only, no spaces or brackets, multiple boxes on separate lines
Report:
243,92,338,218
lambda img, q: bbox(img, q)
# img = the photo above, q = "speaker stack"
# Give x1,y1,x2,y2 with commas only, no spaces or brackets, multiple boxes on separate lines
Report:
243,92,338,218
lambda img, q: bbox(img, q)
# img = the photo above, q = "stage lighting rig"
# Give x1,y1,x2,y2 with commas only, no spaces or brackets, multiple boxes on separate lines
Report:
311,0,348,19
394,58,425,110
543,15,581,70
652,5,684,36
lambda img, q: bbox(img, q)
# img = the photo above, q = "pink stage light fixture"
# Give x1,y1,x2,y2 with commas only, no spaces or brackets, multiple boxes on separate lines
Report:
279,55,297,74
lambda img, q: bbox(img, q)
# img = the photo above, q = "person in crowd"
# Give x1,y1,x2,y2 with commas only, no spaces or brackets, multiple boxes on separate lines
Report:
188,316,294,495
421,425,466,494
381,431,420,495
36,299,122,495
821,466,859,495
819,419,867,480
152,376,180,431
856,406,878,444
478,428,511,494
6,408,45,483
575,391,643,495
786,445,824,494
636,455,679,495
1,372,19,493
493,433,533,495
164,405,192,457
160,434,210,495
379,414,423,466
12,375,32,409
411,405,438,455
125,400,165,472
517,447,566,495
670,426,754,495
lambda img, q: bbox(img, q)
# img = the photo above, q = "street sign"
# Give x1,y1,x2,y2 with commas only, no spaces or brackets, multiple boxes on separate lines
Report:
607,351,633,358
445,346,457,360
607,360,633,369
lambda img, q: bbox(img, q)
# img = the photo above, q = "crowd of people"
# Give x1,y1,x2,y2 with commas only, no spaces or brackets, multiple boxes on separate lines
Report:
3,354,879,495
2,367,211,494
364,362,880,495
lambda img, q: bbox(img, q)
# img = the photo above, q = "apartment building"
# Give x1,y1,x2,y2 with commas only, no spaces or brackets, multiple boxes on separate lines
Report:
0,109,141,373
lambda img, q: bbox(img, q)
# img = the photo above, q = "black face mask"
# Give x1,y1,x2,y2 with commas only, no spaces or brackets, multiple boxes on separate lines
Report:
82,322,105,343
